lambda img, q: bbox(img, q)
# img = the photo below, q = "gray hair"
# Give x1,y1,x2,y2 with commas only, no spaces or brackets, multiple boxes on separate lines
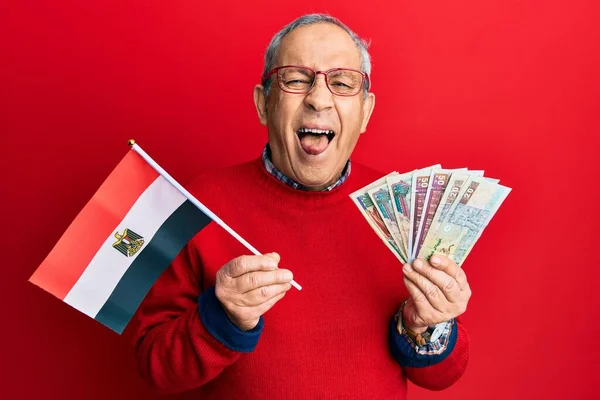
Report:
261,13,372,98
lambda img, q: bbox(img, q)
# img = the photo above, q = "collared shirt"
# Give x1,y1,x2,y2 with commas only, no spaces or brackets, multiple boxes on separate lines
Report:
261,144,351,191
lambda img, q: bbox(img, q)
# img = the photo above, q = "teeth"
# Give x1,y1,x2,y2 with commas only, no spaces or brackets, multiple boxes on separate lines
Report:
298,128,335,135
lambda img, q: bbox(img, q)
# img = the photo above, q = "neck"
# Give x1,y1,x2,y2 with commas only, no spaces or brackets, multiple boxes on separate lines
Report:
262,144,351,192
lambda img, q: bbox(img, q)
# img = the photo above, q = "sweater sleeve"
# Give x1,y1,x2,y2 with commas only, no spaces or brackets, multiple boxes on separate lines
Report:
389,316,470,390
130,242,261,395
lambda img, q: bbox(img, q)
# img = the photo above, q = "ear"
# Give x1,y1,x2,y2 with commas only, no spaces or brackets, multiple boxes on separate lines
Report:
359,92,375,134
253,84,268,126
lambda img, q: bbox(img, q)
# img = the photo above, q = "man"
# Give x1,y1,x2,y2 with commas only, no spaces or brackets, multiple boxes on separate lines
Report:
132,13,471,399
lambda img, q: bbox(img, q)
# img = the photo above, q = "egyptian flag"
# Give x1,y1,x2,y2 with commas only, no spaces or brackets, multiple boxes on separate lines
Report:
29,146,212,334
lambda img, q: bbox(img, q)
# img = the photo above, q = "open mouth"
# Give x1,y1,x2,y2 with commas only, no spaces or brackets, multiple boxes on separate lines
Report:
297,128,336,156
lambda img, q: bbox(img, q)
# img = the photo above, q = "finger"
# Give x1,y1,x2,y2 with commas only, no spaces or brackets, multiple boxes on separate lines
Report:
243,283,291,307
403,275,427,306
403,262,448,313
412,259,460,302
238,269,294,293
225,253,280,278
403,277,443,324
264,252,281,263
429,254,467,289
255,291,287,315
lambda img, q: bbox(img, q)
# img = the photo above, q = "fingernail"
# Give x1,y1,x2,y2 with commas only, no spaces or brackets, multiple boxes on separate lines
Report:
403,264,412,273
431,256,440,265
413,259,423,269
283,271,293,281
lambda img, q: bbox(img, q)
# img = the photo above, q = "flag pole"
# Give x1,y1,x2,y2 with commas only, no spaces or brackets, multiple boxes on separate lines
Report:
127,140,302,291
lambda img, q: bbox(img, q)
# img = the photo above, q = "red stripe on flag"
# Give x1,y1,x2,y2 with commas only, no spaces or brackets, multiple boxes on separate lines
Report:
29,150,159,300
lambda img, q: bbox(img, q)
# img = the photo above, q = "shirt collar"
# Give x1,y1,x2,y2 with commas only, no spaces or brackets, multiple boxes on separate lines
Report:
261,144,351,191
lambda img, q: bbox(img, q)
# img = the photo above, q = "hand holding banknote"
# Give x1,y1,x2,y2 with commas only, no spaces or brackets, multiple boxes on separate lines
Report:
351,164,510,336
401,254,471,333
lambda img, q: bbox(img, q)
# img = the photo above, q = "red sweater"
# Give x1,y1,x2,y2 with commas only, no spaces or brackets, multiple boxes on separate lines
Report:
131,158,469,399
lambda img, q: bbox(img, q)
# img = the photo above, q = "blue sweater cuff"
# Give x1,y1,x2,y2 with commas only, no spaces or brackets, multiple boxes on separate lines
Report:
198,286,263,353
389,315,458,368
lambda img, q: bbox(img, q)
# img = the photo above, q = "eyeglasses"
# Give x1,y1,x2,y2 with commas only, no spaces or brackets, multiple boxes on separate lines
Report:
265,65,369,97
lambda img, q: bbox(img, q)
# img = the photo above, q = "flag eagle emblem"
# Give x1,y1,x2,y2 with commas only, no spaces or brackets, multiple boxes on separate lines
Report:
112,229,144,257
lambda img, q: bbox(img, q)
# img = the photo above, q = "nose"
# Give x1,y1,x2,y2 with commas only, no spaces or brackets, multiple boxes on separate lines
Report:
303,73,334,112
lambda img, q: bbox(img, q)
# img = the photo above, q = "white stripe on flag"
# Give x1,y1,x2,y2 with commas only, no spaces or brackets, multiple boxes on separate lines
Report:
64,176,186,318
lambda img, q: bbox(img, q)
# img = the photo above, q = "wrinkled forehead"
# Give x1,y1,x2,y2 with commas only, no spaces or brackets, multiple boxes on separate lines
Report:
276,23,362,71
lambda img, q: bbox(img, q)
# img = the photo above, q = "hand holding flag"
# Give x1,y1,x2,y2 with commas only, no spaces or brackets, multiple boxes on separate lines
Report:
215,252,294,331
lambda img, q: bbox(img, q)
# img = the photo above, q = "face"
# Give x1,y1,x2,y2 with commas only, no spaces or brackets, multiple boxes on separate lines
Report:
254,23,375,190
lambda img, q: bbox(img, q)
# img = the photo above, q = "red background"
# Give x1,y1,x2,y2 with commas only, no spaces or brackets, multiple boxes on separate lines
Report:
2,0,599,398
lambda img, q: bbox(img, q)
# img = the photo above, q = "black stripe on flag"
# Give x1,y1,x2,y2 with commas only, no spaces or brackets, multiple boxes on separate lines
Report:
94,200,212,334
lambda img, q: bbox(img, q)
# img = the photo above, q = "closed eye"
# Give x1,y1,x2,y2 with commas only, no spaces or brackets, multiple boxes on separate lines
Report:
331,82,351,88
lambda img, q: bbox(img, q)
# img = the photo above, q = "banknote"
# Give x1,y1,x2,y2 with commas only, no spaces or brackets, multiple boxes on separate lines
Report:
408,166,441,260
417,177,511,264
416,177,483,263
368,184,408,261
424,171,485,241
386,172,414,217
413,169,455,259
385,171,415,257
352,165,510,267
350,173,406,263
386,165,441,257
